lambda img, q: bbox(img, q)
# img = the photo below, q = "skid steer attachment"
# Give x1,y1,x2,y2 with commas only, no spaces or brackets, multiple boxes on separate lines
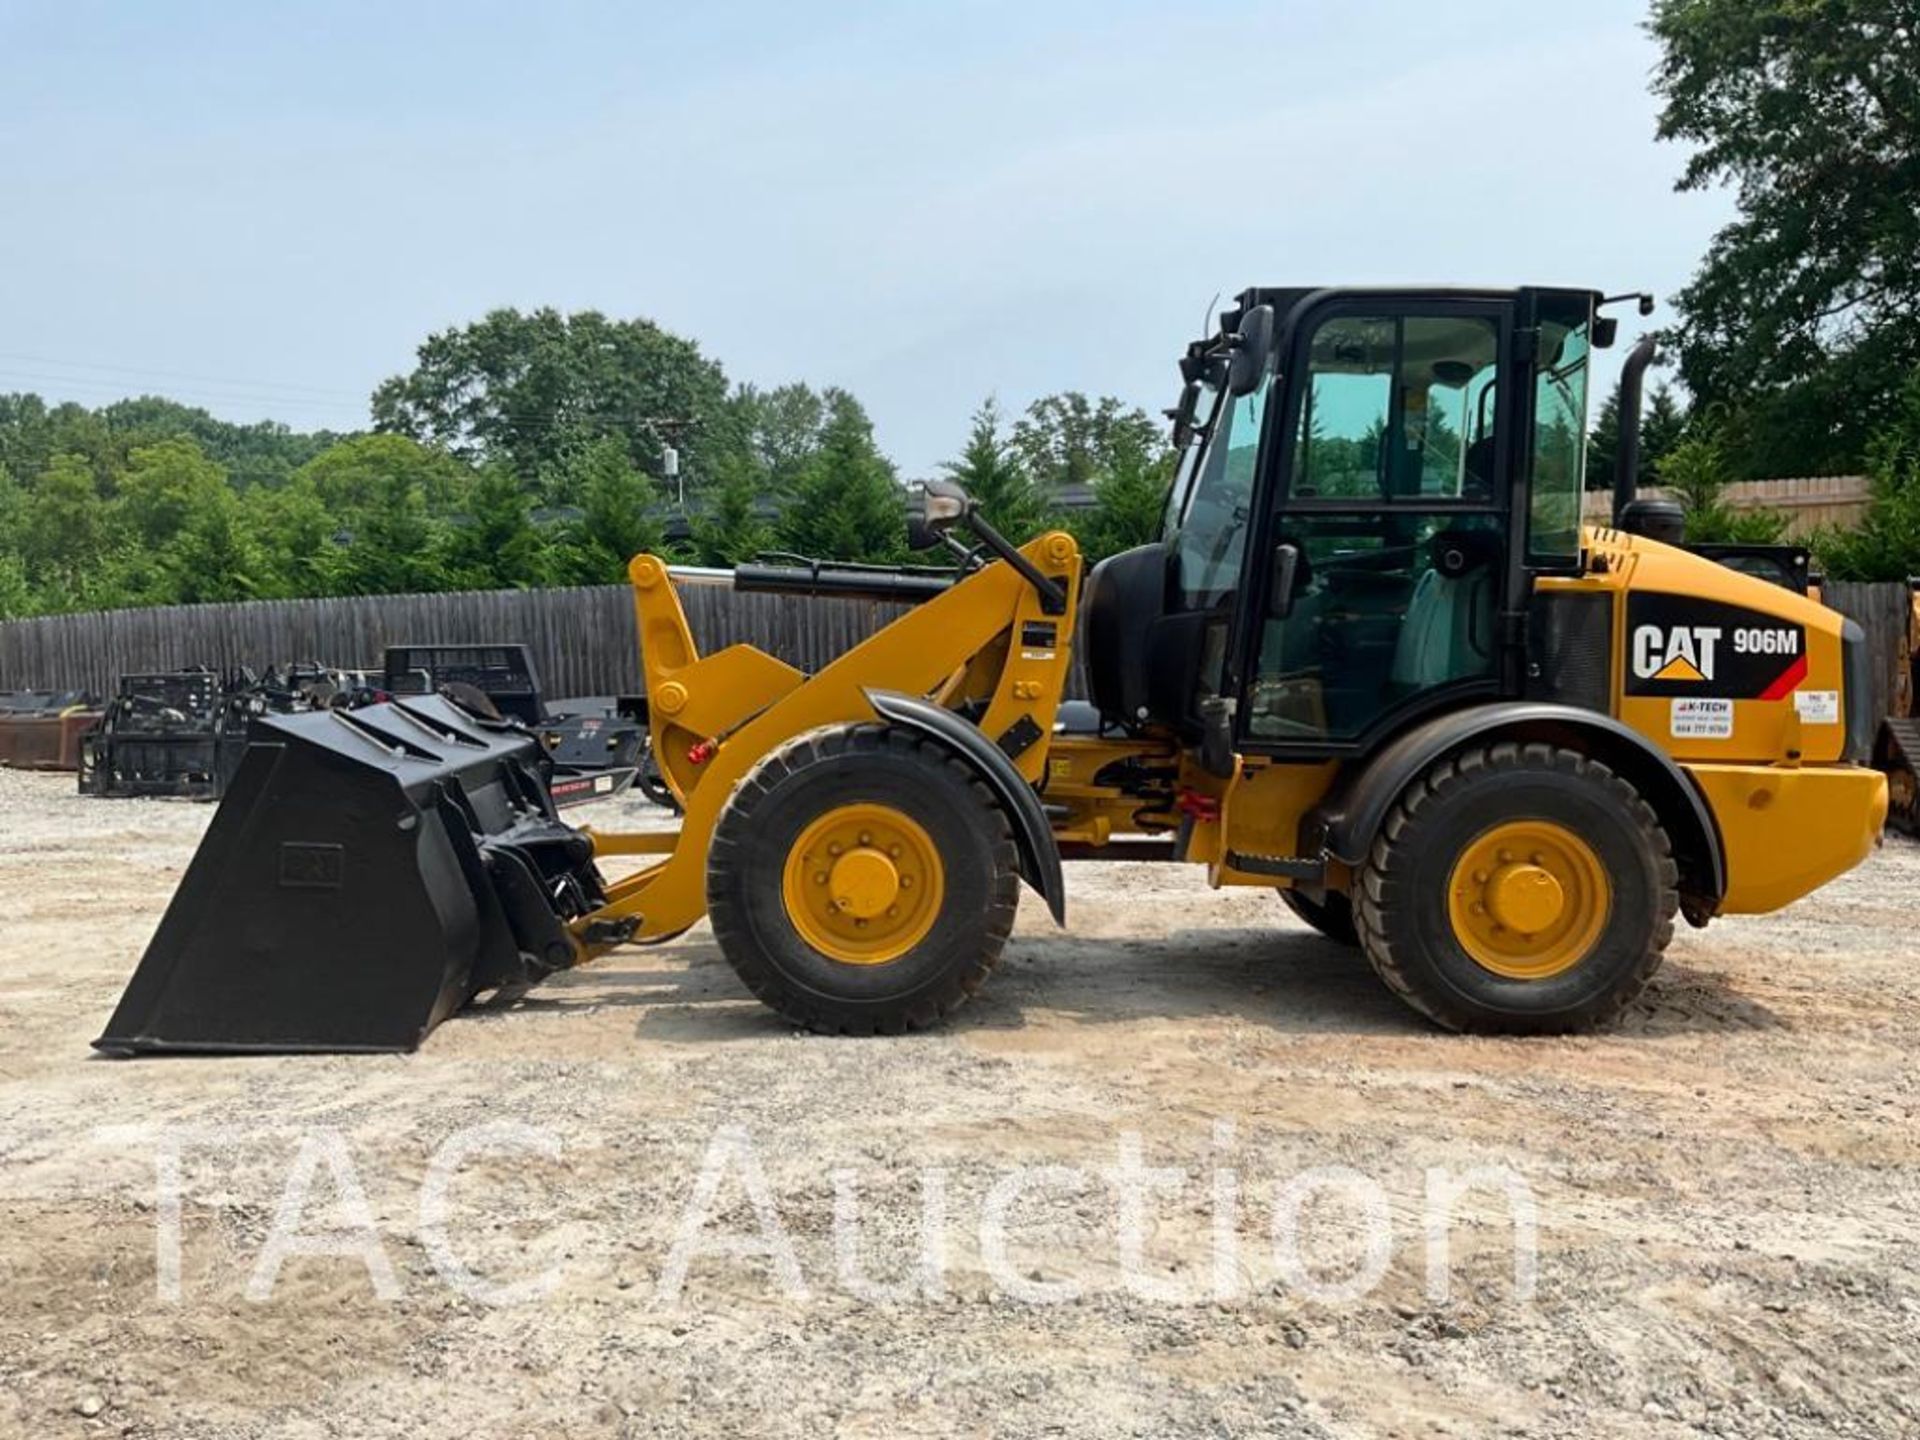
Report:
94,695,605,1055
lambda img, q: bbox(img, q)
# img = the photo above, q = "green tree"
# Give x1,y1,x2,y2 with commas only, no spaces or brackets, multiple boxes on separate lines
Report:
241,479,342,599
942,397,1052,540
1651,0,1920,476
691,452,774,567
1074,432,1173,561
0,552,33,620
1813,367,1920,580
1012,392,1166,500
1587,380,1687,491
1661,433,1788,544
436,465,548,590
116,438,229,548
290,434,470,594
778,391,906,563
546,437,666,584
732,382,831,496
370,308,731,488
162,488,266,603
296,433,472,515
22,452,113,605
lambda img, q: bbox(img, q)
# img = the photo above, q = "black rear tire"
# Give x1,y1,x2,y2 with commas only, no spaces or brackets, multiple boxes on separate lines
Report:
1353,741,1677,1034
1279,888,1359,947
707,723,1019,1034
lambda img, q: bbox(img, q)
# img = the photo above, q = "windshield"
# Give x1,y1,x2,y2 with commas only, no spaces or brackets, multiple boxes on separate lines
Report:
1168,369,1272,608
1160,377,1220,537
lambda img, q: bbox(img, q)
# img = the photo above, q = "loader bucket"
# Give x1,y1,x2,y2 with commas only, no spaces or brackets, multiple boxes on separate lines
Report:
94,695,606,1055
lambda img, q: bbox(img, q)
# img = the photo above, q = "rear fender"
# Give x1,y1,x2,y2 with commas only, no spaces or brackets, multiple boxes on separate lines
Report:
1309,702,1726,915
864,689,1066,924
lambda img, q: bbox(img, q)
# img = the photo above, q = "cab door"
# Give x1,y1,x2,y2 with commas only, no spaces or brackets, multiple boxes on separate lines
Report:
1233,296,1524,753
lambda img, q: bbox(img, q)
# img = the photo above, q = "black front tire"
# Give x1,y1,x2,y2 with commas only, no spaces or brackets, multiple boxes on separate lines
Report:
1353,741,1678,1034
707,724,1020,1034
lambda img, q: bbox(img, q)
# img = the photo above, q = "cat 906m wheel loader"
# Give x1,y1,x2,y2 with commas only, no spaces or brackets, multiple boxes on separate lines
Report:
96,285,1889,1054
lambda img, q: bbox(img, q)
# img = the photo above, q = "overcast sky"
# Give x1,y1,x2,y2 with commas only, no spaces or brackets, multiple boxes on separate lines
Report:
0,0,1731,476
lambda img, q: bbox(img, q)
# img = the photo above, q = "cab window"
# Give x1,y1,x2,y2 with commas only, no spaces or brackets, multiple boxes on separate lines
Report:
1170,370,1272,609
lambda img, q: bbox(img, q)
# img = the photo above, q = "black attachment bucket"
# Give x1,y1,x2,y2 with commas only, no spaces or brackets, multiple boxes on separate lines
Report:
95,696,606,1055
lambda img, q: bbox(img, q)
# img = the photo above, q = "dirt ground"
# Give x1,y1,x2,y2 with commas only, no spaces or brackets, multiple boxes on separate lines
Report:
0,767,1916,1439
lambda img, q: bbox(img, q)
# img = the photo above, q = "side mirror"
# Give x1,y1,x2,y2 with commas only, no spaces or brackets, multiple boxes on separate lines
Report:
1227,304,1275,397
1168,379,1201,447
908,477,972,551
1270,541,1303,619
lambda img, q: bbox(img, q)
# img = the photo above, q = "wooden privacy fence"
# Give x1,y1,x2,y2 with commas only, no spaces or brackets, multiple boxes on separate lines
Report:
0,578,914,701
1822,580,1913,730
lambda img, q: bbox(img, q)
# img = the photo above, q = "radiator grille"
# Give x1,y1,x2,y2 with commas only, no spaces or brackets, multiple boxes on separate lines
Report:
1528,591,1612,712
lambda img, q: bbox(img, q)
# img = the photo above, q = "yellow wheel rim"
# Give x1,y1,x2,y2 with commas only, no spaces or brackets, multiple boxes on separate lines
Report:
1445,820,1611,980
780,803,945,965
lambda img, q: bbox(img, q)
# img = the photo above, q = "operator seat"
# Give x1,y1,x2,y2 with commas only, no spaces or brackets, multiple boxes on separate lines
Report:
1388,532,1499,689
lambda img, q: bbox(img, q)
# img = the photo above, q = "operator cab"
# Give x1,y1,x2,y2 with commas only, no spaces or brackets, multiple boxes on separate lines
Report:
1083,285,1603,763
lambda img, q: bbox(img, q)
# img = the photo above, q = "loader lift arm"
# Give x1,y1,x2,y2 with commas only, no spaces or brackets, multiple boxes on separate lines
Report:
572,525,1086,957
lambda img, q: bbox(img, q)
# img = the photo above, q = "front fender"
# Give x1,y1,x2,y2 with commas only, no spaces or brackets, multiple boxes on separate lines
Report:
863,689,1066,924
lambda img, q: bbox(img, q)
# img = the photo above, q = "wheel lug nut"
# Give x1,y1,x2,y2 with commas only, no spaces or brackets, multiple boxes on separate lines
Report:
828,843,842,856
858,832,872,846
886,906,899,918
900,876,913,889
889,845,902,858
1470,902,1486,916
1498,850,1513,864
1473,870,1489,885
814,872,827,885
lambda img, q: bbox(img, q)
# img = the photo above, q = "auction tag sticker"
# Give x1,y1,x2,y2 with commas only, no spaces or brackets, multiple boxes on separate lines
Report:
1793,690,1840,725
1670,697,1734,739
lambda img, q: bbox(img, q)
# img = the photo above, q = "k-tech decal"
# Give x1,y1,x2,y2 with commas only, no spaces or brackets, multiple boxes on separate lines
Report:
1625,593,1807,700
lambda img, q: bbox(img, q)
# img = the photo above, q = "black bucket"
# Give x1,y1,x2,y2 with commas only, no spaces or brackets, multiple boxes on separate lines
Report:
95,696,607,1055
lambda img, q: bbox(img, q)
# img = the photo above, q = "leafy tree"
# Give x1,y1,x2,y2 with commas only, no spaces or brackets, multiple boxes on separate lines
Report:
1651,0,1920,476
778,391,906,563
1586,380,1687,491
296,433,471,515
292,434,469,594
1644,385,1688,475
116,439,229,548
1073,432,1173,562
546,437,665,585
0,394,117,489
733,383,831,496
162,488,266,603
1813,367,1920,580
691,451,775,567
436,464,547,591
97,397,338,488
0,552,33,620
241,479,342,599
1663,433,1788,544
370,308,731,487
1012,393,1166,500
942,397,1052,540
22,453,113,603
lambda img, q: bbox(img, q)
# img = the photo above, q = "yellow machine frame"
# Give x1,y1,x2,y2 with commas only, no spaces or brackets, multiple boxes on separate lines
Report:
570,522,1885,965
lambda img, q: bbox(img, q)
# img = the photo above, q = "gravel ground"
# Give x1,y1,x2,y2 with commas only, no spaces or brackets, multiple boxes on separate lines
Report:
0,766,1916,1439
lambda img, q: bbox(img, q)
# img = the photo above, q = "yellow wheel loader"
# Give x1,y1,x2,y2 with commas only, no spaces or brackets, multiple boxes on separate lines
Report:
96,285,1888,1053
